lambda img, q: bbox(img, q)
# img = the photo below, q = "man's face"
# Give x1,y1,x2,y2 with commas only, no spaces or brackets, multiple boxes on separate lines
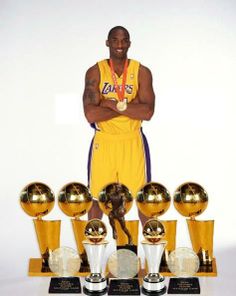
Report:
106,29,131,59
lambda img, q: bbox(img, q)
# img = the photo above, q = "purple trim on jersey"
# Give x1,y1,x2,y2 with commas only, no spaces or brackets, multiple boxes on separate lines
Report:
90,122,100,131
141,129,151,182
87,137,94,188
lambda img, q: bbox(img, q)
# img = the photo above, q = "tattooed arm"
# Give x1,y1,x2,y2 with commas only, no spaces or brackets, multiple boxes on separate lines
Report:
83,64,120,124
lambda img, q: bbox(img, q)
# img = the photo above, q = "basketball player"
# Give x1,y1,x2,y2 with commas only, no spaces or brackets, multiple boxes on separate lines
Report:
83,26,155,225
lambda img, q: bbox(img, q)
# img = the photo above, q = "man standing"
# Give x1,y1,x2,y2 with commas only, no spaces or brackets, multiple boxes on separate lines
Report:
83,26,155,225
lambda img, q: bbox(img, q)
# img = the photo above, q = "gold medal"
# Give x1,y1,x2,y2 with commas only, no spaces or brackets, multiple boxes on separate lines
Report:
109,59,128,112
116,101,127,111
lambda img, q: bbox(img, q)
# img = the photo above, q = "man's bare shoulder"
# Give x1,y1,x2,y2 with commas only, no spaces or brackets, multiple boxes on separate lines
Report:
139,64,152,76
85,63,100,79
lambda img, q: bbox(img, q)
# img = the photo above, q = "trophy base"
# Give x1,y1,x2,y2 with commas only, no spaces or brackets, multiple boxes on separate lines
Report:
49,277,81,293
160,257,217,277
167,277,200,294
108,278,140,295
83,277,107,295
83,286,107,296
28,258,90,276
142,275,166,295
142,286,167,296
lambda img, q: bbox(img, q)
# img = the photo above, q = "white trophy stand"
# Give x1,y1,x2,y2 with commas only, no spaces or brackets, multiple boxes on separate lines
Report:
83,240,108,295
142,240,167,295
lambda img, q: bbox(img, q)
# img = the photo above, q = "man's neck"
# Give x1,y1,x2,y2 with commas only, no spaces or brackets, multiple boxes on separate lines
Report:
109,56,128,66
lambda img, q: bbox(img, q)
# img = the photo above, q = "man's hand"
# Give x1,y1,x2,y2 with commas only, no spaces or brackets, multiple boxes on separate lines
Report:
99,97,117,109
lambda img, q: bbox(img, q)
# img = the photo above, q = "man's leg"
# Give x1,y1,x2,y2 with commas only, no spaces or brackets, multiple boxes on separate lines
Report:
119,130,151,226
87,132,117,220
88,199,103,220
138,209,149,226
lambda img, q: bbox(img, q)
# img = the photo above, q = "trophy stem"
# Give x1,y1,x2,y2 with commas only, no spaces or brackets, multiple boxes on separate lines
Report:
71,219,90,272
187,219,214,266
159,220,177,268
142,240,167,294
33,219,61,271
83,240,108,295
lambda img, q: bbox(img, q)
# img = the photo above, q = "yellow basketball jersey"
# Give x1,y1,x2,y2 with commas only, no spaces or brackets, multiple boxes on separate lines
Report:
97,59,142,134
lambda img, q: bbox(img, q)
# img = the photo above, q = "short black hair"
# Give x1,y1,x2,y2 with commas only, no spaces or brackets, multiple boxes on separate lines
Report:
107,26,130,40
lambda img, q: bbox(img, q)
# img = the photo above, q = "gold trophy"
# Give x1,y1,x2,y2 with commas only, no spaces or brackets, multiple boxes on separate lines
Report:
58,182,93,273
83,219,108,295
136,182,177,272
20,182,61,276
141,219,167,295
173,182,217,276
98,183,138,253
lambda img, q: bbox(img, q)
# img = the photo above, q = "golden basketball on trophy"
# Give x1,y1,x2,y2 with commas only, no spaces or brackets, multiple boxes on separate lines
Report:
58,182,93,273
173,182,208,218
20,182,55,218
136,182,171,218
58,182,92,218
20,182,60,275
143,218,165,243
84,218,107,243
173,182,217,275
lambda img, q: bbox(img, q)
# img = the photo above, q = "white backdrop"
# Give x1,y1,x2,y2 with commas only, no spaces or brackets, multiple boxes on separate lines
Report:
0,0,236,295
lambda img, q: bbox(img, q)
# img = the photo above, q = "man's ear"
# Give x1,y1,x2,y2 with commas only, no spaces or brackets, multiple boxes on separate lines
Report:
106,40,109,47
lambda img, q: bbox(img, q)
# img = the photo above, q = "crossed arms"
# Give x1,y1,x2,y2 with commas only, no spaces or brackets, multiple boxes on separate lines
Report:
83,64,155,124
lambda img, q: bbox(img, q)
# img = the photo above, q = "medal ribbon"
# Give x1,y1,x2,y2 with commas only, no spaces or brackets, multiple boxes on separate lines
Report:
109,59,128,102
